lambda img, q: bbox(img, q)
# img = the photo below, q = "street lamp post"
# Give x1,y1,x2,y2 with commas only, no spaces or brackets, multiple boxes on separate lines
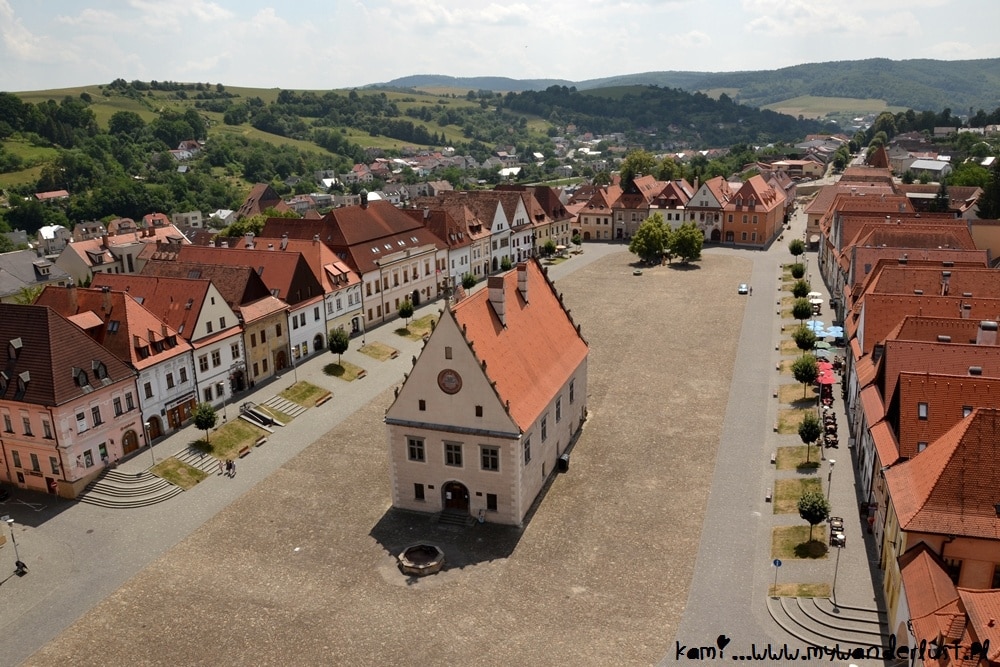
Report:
3,516,26,576
827,459,836,502
831,544,843,607
144,421,155,468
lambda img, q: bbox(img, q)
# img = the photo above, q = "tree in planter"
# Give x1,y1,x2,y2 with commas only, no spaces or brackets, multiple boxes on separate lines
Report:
792,354,819,398
571,233,582,250
792,324,817,355
500,256,513,271
192,402,218,445
797,490,830,542
790,263,806,279
792,298,814,322
328,328,350,363
398,298,414,326
543,239,557,257
461,273,476,290
791,279,811,299
788,238,805,258
798,412,822,464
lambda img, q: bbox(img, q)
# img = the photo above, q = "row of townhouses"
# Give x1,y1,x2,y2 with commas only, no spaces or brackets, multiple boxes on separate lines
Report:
808,160,1000,660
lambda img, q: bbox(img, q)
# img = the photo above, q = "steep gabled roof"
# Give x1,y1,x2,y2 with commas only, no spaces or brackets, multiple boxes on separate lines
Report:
141,260,271,309
91,273,213,342
885,407,1000,539
34,285,191,370
236,183,289,219
956,588,1000,662
451,260,588,429
0,303,134,405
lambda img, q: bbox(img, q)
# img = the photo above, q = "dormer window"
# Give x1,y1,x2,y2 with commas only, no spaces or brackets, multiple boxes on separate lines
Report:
0,371,7,394
92,360,108,381
8,337,22,360
73,367,90,389
15,371,29,400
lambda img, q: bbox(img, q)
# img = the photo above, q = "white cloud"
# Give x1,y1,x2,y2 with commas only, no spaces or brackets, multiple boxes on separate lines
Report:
0,0,78,65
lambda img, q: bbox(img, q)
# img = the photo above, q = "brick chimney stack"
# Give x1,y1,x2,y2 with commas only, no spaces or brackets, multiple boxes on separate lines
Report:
488,276,506,326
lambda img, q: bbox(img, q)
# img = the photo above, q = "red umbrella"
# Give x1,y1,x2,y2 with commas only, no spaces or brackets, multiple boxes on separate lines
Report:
818,362,834,372
817,371,836,385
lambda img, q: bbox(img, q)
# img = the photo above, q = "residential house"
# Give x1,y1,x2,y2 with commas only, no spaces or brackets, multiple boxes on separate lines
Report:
35,285,196,439
0,303,138,498
235,183,291,220
881,408,1000,643
172,211,204,228
261,200,447,327
612,175,662,240
37,225,73,256
575,184,622,242
402,207,473,293
650,179,695,229
91,274,246,409
385,260,588,525
0,250,71,303
720,175,786,247
684,177,733,242
160,240,328,362
55,223,190,284
139,261,287,387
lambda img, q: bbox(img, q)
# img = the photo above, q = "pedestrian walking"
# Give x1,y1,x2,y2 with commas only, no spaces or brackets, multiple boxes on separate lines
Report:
218,459,225,476
749,286,753,296
225,459,233,477
231,460,237,477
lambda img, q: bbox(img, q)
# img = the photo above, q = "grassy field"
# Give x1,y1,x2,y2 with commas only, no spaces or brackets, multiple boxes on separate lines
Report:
762,95,907,119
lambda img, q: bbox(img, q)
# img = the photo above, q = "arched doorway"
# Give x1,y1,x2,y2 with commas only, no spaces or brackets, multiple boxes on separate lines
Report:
711,228,721,242
583,231,591,240
275,350,287,371
122,429,140,455
492,257,499,272
313,333,324,353
442,481,469,512
146,417,163,441
725,231,735,243
411,289,420,306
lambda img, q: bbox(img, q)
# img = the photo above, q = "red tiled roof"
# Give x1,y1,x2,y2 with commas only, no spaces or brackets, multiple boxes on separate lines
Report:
141,260,271,309
451,260,587,429
0,303,135,405
899,542,959,621
35,285,191,370
852,294,1000,356
956,588,1000,661
91,274,211,342
870,420,899,467
239,295,287,324
885,407,1000,539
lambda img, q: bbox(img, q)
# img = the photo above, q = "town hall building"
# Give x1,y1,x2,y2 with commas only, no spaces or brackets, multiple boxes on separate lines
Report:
384,259,588,525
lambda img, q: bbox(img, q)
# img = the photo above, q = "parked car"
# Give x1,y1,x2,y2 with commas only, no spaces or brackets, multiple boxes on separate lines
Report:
829,516,846,547
737,283,749,295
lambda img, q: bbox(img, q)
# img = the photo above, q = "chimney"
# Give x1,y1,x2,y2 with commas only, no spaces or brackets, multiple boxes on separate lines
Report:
101,284,112,313
244,232,255,249
517,262,528,301
961,303,972,319
976,320,998,346
488,276,506,326
267,243,274,250
67,279,77,309
280,233,289,251
312,234,320,245
101,233,109,249
941,271,951,296
360,190,369,209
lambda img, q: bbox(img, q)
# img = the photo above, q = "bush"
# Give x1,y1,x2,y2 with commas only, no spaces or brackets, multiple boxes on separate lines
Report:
790,263,805,279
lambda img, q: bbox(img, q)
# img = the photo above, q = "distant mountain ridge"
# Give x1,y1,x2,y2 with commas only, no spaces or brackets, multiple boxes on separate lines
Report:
375,58,1000,113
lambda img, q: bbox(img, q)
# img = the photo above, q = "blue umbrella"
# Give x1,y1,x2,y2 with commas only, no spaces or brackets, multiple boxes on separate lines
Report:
805,320,826,331
825,326,844,337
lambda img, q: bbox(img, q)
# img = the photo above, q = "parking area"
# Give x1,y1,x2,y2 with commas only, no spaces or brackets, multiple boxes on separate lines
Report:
24,250,751,667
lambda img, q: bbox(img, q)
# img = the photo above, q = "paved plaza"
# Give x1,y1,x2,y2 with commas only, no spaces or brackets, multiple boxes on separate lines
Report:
3,226,887,666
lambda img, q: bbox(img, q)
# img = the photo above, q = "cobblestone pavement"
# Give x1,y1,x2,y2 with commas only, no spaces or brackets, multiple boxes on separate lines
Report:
20,246,750,667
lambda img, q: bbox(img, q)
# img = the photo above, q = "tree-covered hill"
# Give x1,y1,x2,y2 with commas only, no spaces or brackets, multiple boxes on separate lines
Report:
382,58,1000,114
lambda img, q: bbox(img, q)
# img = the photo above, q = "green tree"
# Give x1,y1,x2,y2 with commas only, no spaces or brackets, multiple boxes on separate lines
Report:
500,256,513,271
12,285,44,305
797,490,830,542
798,412,822,464
790,263,805,279
571,233,582,249
787,238,805,258
792,280,811,299
543,239,557,257
668,221,703,263
628,212,668,264
192,402,218,445
977,159,1000,219
327,327,350,363
792,354,819,398
792,299,812,322
792,324,816,355
462,273,476,289
619,149,656,183
398,298,414,325
932,180,949,213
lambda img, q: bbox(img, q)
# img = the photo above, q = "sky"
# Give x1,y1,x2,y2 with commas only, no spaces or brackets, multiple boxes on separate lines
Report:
2,0,999,92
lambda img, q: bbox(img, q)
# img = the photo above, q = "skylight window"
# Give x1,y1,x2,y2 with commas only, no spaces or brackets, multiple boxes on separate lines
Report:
108,321,120,333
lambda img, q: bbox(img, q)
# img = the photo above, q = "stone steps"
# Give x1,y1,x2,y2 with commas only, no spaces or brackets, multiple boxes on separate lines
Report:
259,395,309,420
766,596,889,650
437,510,475,527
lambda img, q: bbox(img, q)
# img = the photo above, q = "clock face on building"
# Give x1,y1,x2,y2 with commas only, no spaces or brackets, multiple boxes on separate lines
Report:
437,368,463,394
